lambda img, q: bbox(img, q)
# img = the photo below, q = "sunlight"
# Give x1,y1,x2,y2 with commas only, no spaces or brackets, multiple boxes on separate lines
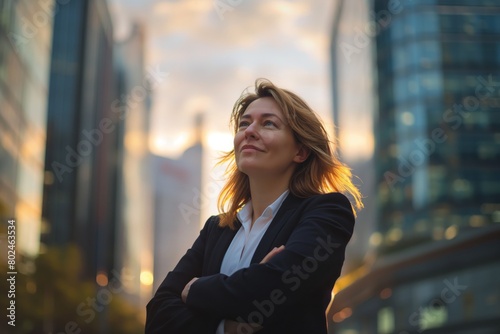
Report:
149,132,190,157
339,131,374,161
206,131,234,153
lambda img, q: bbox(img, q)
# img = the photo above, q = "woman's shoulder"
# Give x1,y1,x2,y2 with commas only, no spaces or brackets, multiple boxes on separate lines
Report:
299,192,352,207
201,214,237,232
202,215,221,229
198,215,239,245
291,192,355,218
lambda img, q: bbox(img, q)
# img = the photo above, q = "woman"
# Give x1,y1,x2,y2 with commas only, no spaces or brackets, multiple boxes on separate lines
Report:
146,79,363,334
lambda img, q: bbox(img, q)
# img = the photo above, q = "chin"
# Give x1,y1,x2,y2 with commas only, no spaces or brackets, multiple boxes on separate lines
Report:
237,163,264,176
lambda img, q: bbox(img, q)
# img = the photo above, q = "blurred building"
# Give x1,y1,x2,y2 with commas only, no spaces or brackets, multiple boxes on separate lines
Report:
0,0,54,257
330,0,377,274
329,1,500,333
150,115,204,293
41,0,118,281
113,22,155,309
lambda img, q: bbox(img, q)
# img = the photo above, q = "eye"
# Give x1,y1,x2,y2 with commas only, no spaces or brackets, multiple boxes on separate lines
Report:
238,120,250,129
263,120,277,127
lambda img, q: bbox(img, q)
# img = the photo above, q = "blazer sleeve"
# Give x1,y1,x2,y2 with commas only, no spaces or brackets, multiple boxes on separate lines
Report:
185,193,355,326
145,216,222,334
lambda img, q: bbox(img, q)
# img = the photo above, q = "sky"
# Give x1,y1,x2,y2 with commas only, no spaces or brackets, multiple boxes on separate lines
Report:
110,0,336,154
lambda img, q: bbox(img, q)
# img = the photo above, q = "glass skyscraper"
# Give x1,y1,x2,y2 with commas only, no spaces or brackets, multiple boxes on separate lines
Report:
329,1,500,333
113,23,155,310
42,0,118,280
0,0,54,257
375,0,500,254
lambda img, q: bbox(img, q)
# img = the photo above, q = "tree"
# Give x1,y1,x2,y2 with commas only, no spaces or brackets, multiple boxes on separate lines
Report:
0,244,144,334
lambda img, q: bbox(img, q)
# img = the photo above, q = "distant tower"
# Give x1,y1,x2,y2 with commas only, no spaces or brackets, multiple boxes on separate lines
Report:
113,21,155,309
151,113,204,293
329,0,377,274
194,112,204,145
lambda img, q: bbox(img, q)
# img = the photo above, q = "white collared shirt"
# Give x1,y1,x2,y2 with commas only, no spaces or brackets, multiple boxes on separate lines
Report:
220,190,289,275
216,190,289,333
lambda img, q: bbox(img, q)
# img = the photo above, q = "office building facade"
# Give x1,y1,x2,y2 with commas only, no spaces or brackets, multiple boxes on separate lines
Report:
329,1,500,333
330,0,378,274
41,0,118,280
0,0,54,257
113,22,156,309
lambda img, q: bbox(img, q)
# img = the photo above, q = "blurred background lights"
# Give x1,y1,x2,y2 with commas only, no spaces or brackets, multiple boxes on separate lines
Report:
140,271,154,286
401,111,415,126
96,271,109,287
445,225,458,240
369,231,382,247
493,211,500,223
379,288,392,300
332,307,352,323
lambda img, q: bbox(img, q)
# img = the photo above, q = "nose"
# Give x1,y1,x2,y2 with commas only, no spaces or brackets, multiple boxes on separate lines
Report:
244,121,259,139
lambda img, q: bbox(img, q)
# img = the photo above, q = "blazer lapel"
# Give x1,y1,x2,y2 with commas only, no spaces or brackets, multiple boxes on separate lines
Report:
205,220,240,275
250,194,303,263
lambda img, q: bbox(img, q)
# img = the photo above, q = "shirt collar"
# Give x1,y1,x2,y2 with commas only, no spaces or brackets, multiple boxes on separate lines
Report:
237,190,289,225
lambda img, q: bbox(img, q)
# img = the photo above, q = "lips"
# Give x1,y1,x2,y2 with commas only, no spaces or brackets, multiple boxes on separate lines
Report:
241,144,264,152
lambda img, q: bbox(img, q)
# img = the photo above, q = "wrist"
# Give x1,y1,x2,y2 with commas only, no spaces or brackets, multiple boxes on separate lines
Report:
181,277,198,303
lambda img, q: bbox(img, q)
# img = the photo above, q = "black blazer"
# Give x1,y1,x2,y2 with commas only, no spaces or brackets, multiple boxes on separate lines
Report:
146,192,354,334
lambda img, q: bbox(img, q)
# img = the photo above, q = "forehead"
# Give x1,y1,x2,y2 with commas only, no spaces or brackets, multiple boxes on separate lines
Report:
241,97,283,118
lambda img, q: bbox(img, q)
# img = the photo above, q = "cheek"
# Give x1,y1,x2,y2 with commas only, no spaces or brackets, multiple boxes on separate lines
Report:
233,134,242,159
268,133,294,151
234,133,242,149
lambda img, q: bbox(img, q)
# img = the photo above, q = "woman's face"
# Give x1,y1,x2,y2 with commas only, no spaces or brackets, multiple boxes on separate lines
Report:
234,97,306,178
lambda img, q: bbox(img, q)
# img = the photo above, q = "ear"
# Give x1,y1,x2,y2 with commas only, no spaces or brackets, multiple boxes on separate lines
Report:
293,145,310,163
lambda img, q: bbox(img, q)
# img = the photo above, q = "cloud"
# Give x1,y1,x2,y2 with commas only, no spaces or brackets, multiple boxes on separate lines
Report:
112,0,336,156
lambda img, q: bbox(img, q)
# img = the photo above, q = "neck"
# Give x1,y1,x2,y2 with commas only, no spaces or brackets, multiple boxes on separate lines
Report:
248,173,290,222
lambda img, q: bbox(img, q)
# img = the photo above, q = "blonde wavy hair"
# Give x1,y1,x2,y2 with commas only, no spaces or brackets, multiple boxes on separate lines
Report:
217,79,363,228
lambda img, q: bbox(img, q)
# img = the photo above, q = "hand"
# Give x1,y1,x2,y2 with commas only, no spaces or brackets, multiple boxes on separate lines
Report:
181,277,198,303
260,245,285,264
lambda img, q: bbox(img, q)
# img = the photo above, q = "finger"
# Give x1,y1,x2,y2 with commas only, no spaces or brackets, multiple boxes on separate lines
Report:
260,245,285,264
